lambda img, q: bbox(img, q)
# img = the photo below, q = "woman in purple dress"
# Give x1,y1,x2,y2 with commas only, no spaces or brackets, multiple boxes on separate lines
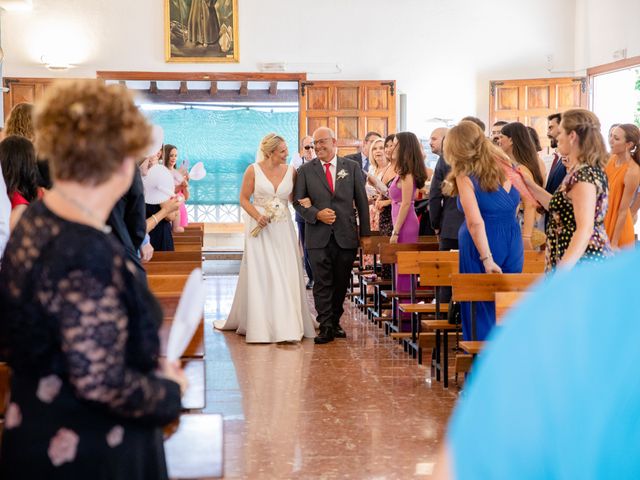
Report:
389,132,429,315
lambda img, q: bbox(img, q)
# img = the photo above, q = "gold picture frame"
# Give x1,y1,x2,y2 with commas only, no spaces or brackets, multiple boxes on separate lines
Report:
165,0,239,63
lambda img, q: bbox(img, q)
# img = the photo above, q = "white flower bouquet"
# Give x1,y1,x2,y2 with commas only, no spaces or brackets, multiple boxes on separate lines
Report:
250,197,288,237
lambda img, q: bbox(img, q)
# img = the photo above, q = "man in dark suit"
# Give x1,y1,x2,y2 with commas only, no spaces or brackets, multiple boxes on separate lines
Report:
344,131,382,173
294,127,370,344
545,113,567,195
544,113,567,228
428,127,464,302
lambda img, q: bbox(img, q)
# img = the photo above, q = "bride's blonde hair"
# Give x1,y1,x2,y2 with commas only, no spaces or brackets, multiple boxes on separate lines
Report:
260,133,286,160
443,121,507,196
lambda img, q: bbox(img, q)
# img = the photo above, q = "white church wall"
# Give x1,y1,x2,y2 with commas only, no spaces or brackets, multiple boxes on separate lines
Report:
2,0,577,136
574,0,640,71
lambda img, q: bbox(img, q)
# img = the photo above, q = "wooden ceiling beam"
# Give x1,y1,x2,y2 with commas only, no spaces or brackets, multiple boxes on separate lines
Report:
239,81,248,96
269,81,278,96
209,81,218,96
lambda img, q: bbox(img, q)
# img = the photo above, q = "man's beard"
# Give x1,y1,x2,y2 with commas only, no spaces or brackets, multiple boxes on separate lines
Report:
549,137,558,149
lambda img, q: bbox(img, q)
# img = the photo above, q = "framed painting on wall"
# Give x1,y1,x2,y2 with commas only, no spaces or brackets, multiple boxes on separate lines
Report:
165,0,239,62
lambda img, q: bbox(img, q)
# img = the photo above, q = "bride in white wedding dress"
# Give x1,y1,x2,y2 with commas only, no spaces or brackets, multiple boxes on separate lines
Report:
214,133,317,342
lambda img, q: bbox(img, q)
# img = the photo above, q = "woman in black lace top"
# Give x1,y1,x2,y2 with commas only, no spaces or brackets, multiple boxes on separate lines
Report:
0,80,187,479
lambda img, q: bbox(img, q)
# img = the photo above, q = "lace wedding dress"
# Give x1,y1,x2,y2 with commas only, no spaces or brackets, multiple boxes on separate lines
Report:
214,164,317,342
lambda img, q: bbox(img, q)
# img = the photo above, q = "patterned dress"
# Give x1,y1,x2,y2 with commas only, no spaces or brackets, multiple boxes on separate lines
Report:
546,164,612,271
0,201,181,479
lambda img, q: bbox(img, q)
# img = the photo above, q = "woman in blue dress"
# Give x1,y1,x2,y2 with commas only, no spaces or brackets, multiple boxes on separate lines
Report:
443,121,524,341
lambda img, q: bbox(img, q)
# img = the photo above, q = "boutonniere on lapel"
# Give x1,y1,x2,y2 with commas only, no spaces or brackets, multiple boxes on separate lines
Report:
337,169,348,180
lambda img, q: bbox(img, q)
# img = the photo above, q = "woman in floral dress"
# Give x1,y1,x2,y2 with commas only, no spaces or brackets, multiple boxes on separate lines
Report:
523,109,612,271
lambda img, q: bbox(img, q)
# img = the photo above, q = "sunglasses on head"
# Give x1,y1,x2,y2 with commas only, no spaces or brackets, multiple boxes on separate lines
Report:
304,145,315,150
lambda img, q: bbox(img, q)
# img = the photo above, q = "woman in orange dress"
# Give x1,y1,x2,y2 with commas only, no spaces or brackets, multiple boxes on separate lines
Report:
604,124,640,249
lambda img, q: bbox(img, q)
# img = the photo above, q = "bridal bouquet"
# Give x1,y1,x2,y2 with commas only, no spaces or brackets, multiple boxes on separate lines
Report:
250,197,288,237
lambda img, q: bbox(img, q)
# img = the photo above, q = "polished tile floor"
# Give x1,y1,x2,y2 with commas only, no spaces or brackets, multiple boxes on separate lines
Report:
202,262,458,479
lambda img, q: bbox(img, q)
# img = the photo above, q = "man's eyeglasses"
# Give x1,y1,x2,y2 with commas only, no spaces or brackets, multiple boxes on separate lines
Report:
304,145,315,150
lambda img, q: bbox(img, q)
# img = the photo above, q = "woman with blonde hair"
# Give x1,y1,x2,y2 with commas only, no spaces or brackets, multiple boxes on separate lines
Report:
215,133,316,343
523,109,611,270
5,103,34,140
604,124,640,249
0,80,186,478
443,121,523,341
365,137,388,231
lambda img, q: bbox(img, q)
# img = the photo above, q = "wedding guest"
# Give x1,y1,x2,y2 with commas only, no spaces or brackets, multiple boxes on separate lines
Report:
443,121,523,341
375,134,397,281
460,116,486,134
389,132,428,320
366,137,388,232
0,79,186,479
375,135,397,239
527,126,542,151
498,122,546,250
145,197,181,251
523,109,611,271
545,113,567,197
5,102,34,140
345,131,382,172
293,127,370,343
0,135,38,230
293,135,315,289
428,127,464,303
491,120,508,145
434,251,640,480
163,144,189,233
604,124,640,249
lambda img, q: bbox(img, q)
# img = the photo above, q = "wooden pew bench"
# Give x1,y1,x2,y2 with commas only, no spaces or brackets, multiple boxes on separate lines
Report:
378,242,439,336
145,261,202,276
151,251,203,262
452,272,542,379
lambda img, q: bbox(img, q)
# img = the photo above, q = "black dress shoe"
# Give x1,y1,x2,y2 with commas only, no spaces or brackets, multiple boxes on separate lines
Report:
333,326,347,338
314,330,334,344
306,280,314,290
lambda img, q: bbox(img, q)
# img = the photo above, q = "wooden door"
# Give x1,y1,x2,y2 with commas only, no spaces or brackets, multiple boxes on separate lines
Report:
2,78,57,121
489,77,588,149
299,80,396,156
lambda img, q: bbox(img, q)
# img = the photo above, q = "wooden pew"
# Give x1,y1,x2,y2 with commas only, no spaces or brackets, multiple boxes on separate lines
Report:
148,274,190,293
378,242,439,336
413,260,459,386
173,235,202,245
174,243,202,253
145,261,202,276
164,414,223,479
396,252,458,362
495,291,526,324
452,272,542,369
151,251,203,263
355,234,390,312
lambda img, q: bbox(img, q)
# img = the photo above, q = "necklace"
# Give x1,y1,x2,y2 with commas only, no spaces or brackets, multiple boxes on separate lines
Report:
53,188,112,234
